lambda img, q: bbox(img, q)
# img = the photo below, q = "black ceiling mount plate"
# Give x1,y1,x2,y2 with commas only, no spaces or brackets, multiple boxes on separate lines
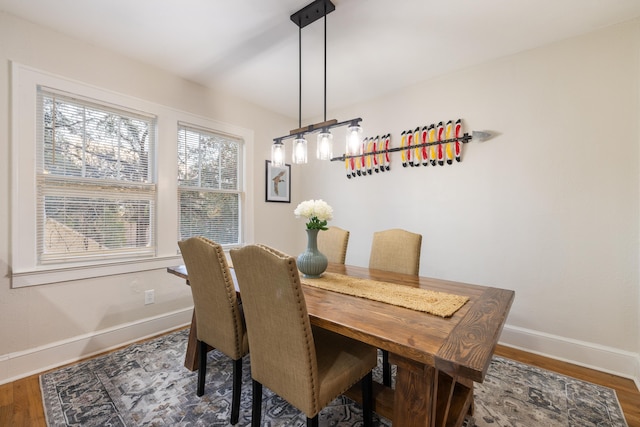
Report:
290,0,335,29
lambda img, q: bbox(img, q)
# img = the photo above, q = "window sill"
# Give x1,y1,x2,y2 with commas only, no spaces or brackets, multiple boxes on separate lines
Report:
11,255,184,288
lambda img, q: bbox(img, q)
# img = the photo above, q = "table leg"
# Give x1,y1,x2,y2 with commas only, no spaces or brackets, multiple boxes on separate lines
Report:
389,353,473,427
184,310,199,371
390,354,436,427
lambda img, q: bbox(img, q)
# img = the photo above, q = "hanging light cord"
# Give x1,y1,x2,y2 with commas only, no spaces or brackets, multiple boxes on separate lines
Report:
323,2,327,123
298,25,302,130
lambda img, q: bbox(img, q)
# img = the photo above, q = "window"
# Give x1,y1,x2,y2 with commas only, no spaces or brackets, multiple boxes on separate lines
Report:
11,62,254,287
177,124,243,246
37,88,157,263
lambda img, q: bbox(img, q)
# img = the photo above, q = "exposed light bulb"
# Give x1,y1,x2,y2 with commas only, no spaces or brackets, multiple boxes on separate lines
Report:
292,136,308,164
316,131,333,160
271,141,285,167
346,124,363,156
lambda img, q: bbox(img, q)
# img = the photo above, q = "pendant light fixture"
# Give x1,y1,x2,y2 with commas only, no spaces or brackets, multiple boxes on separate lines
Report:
270,0,363,166
292,136,308,164
271,139,285,167
317,131,333,160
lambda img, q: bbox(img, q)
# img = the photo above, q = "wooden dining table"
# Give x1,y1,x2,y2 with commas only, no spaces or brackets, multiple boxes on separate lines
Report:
168,262,514,427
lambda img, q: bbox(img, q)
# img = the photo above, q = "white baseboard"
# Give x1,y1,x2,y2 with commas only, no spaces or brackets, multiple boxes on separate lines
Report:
635,353,640,391
500,324,640,388
0,308,192,385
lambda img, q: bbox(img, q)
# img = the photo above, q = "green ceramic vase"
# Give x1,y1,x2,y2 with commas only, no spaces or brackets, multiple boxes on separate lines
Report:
297,228,328,278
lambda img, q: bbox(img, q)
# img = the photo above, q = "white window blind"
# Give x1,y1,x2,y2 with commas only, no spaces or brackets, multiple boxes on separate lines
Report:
37,87,157,264
178,123,242,246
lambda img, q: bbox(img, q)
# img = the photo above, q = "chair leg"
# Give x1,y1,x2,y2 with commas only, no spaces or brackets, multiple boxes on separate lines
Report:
230,358,242,425
251,380,262,427
382,349,391,387
361,371,373,427
307,415,319,427
197,340,207,396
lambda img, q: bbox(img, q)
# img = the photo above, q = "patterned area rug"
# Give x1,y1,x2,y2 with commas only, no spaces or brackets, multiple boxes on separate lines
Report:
40,329,628,426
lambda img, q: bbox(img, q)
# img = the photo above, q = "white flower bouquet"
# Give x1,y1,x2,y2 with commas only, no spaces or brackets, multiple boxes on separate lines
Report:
294,199,333,230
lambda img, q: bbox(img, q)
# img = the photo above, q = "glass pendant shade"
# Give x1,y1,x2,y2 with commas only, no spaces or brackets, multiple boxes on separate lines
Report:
316,131,333,160
271,141,285,167
346,124,363,156
292,136,308,164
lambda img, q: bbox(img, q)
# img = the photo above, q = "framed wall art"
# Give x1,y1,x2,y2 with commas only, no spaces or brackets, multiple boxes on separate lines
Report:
265,160,291,203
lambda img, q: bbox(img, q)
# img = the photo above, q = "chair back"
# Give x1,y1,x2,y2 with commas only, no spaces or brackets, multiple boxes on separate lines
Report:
230,244,319,415
178,237,247,360
369,228,422,275
317,226,350,264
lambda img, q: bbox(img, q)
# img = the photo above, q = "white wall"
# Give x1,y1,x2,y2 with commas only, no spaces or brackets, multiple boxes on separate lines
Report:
298,19,640,382
0,11,299,383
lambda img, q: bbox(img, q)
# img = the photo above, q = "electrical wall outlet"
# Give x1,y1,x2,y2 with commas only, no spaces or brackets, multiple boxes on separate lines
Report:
144,289,155,305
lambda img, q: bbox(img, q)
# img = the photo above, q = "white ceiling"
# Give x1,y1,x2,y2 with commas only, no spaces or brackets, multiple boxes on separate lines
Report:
2,0,640,121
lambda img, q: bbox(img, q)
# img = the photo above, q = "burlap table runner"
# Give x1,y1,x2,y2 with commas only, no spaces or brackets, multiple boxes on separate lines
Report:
301,272,469,318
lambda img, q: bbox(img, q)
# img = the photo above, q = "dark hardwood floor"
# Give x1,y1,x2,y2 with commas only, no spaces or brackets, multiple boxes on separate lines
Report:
1,332,638,426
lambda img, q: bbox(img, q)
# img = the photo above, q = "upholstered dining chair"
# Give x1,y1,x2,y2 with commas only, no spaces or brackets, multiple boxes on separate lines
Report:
317,225,350,264
369,228,422,276
178,237,248,425
369,228,422,387
230,244,376,427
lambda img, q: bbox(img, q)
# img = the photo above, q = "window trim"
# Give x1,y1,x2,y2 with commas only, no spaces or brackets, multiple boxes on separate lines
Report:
10,62,254,288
